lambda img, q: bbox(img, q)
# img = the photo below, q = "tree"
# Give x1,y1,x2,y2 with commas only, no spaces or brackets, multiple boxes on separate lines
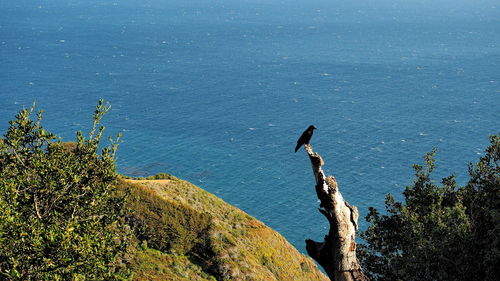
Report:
0,100,129,280
302,144,368,281
463,134,500,280
358,134,500,281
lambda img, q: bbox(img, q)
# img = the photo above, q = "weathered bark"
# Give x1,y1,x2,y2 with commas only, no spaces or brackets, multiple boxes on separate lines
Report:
303,144,369,281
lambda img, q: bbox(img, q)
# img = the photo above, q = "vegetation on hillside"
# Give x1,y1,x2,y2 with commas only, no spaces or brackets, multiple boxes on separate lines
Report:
358,134,500,281
120,177,328,281
0,102,327,280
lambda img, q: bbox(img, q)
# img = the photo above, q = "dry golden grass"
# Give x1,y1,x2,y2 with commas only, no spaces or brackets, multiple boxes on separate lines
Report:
121,176,328,281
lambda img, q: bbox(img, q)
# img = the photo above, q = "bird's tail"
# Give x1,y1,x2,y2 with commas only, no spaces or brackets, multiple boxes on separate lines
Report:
294,144,300,152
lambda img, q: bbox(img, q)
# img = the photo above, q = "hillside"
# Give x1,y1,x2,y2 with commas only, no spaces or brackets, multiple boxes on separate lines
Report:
117,175,328,281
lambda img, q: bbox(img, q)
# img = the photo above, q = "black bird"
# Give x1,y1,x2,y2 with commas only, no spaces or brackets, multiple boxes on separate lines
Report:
295,125,316,152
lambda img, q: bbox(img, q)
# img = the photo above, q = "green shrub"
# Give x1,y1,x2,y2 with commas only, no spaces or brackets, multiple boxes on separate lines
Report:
145,173,178,180
0,100,129,280
359,135,500,281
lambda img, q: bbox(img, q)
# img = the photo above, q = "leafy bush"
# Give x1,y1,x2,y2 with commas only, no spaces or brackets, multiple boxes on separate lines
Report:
359,134,500,281
145,173,178,180
0,101,129,280
462,134,500,280
119,173,177,181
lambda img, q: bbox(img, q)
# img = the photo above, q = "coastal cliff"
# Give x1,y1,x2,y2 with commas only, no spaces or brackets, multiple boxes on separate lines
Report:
118,175,328,281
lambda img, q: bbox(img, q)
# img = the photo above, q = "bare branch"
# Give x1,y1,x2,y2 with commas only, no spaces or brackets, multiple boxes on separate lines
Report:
303,143,369,281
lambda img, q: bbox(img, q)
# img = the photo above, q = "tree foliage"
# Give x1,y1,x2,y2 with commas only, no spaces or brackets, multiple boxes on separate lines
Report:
463,134,500,280
0,101,129,280
358,134,500,281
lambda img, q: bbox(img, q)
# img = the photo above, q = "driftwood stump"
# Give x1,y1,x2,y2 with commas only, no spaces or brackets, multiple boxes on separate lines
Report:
303,144,369,281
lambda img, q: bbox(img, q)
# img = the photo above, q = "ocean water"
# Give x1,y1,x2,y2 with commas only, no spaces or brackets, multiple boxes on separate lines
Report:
1,0,499,252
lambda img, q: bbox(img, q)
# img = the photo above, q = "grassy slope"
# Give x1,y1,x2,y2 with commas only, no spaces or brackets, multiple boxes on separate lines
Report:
120,177,328,281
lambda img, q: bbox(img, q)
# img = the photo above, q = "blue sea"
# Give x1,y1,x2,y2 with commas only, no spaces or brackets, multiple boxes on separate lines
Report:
1,0,499,252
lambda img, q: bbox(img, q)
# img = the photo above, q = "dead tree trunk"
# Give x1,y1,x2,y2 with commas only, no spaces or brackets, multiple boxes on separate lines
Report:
303,144,369,281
